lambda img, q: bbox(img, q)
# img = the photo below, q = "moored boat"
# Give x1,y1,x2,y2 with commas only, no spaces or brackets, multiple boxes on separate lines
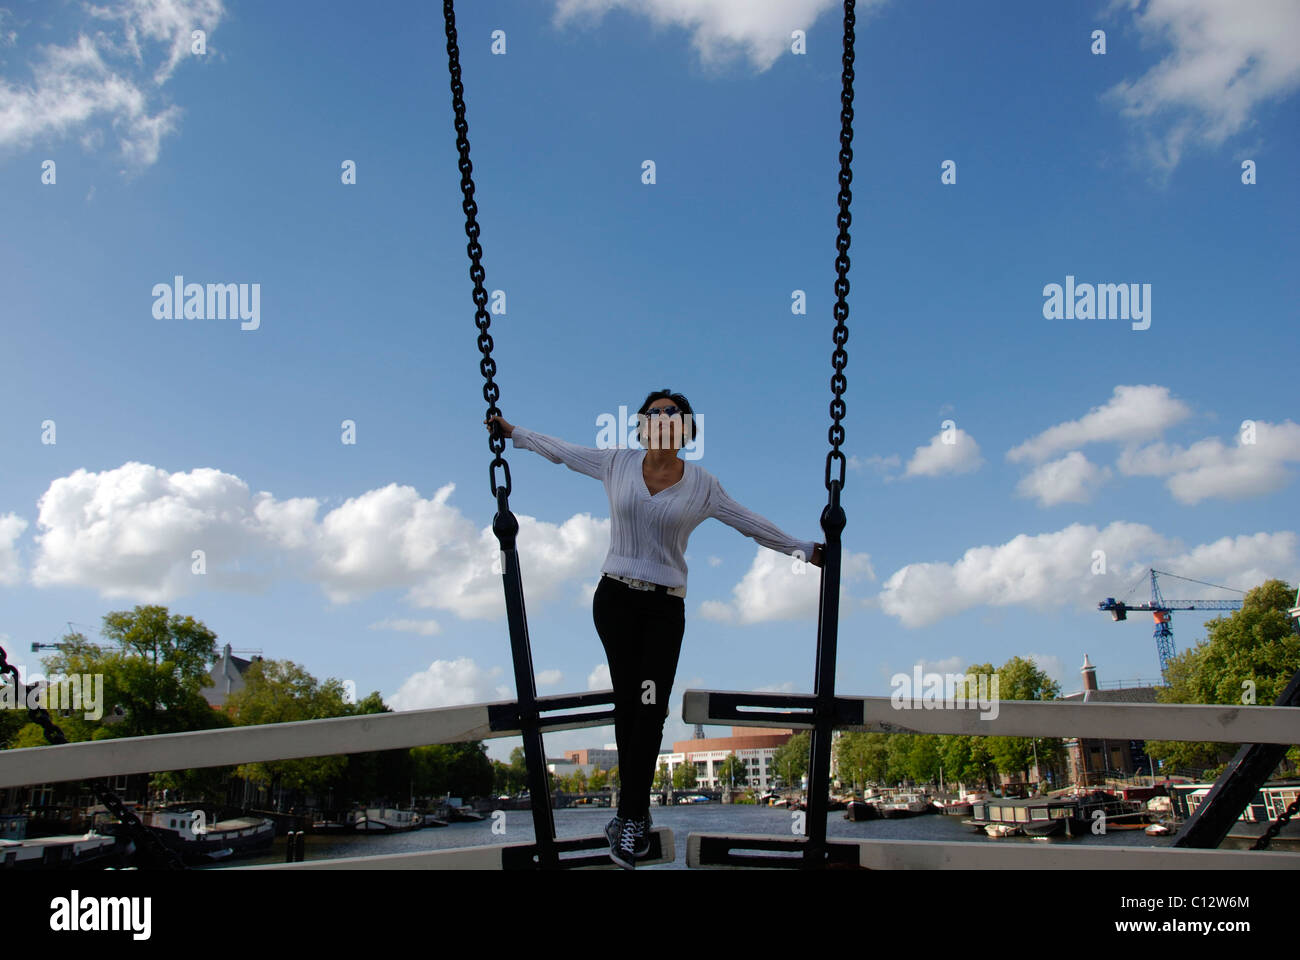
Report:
845,799,881,821
351,807,422,832
969,790,1146,839
877,793,931,819
1166,780,1300,846
126,804,275,864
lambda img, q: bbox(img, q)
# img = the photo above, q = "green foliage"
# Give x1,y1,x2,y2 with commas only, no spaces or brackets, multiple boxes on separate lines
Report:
652,761,670,790
672,760,698,789
716,752,748,787
13,609,232,796
226,658,356,794
1146,579,1300,772
773,731,810,788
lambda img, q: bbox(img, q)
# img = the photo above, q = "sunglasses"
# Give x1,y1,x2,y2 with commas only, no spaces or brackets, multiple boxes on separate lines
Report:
644,406,682,418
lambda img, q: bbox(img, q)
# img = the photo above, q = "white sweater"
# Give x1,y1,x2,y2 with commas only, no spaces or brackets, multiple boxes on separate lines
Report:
511,425,818,594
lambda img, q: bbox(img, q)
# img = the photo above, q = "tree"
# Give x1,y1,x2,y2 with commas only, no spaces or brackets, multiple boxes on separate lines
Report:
717,752,748,788
1146,579,1300,774
15,613,231,798
773,732,810,790
673,760,698,790
652,761,671,790
40,608,225,739
226,659,355,799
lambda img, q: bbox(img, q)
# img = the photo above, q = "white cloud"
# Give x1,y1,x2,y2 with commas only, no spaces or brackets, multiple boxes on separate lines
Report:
0,512,27,585
387,657,511,712
878,521,1295,628
1106,0,1300,172
903,429,984,477
26,461,608,612
1008,385,1191,463
698,546,874,624
1015,451,1112,506
851,453,902,481
551,0,888,73
0,0,222,168
587,662,611,691
368,618,442,636
1162,531,1297,592
1117,420,1300,504
536,669,563,688
1024,652,1066,687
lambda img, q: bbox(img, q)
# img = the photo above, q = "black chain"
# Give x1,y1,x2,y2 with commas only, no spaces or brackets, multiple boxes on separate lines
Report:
1251,791,1300,850
0,644,186,869
444,0,510,500
826,0,854,493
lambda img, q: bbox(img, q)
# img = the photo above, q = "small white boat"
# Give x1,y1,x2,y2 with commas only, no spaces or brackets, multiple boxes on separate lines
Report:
1144,822,1172,836
984,823,1019,838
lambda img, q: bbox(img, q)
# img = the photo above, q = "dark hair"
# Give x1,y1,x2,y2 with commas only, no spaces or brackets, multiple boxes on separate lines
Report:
636,388,698,445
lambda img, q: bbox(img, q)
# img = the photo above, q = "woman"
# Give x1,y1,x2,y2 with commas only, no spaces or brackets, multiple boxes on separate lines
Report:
485,389,824,869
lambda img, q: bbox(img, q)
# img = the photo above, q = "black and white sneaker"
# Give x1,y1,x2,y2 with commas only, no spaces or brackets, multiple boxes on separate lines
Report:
610,817,638,870
605,815,624,850
632,813,653,857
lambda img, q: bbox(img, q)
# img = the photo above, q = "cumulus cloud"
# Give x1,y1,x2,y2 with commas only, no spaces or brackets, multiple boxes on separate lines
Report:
698,546,874,624
1162,531,1297,591
0,513,28,585
26,461,608,611
551,0,888,73
1008,385,1191,463
0,0,223,168
877,521,1295,628
1015,451,1112,506
851,453,902,481
903,428,984,477
368,618,442,636
387,657,512,712
1105,0,1300,172
587,662,611,690
1117,420,1300,504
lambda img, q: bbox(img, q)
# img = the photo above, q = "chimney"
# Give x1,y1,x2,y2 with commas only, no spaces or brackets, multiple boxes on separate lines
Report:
1081,654,1098,694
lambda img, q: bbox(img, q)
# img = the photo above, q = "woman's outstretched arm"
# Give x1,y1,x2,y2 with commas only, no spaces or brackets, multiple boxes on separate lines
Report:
706,477,820,566
486,416,614,482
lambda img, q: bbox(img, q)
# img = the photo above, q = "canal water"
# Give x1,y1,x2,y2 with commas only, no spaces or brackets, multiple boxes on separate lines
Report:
208,805,1178,870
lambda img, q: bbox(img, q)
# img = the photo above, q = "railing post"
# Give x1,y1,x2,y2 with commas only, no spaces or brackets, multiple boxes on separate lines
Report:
493,486,558,869
805,479,846,868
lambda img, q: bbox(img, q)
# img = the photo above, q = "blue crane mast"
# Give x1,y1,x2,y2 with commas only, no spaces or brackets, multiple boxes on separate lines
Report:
1098,568,1243,681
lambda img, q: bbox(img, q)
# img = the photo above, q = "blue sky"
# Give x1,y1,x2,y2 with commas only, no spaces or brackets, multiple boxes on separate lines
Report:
2,0,1297,763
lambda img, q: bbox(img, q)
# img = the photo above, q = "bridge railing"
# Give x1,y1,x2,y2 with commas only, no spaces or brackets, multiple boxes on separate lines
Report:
1,692,1295,790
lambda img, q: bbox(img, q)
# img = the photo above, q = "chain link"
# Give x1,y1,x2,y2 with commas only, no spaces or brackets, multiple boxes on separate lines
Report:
0,644,186,869
444,0,511,500
1251,791,1300,850
826,0,854,493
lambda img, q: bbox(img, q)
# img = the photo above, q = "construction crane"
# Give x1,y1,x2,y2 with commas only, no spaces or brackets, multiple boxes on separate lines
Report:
1099,568,1244,681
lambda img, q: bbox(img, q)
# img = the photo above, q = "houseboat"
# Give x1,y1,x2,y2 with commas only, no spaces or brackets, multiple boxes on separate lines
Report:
1166,780,1300,846
351,807,423,832
0,815,122,869
877,793,932,819
966,790,1147,839
123,804,275,864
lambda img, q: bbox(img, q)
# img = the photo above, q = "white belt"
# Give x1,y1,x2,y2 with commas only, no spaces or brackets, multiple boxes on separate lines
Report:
605,573,686,598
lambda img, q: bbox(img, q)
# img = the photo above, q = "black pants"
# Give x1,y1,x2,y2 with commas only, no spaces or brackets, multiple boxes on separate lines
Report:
592,575,686,821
